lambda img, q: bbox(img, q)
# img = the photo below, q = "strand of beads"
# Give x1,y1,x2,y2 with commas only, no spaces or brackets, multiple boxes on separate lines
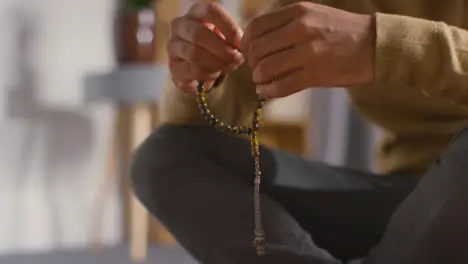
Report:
196,81,266,256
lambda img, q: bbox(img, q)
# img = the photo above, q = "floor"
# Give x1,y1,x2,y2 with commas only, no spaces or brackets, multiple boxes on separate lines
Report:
0,245,198,264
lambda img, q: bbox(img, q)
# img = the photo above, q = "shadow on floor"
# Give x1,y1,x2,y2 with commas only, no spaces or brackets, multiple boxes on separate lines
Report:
0,245,198,264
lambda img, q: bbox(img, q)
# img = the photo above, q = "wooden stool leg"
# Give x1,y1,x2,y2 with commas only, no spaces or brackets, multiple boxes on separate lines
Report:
129,104,152,262
130,194,149,261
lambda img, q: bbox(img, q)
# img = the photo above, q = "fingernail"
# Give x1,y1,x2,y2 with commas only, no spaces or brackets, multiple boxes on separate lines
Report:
256,85,271,99
204,22,215,31
204,79,216,90
234,29,244,49
256,86,262,95
233,50,244,64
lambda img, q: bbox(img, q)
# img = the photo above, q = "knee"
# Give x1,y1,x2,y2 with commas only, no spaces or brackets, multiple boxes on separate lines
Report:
130,124,207,209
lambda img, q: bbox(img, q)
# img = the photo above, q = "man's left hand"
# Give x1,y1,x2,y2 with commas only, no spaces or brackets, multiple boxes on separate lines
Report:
241,2,375,99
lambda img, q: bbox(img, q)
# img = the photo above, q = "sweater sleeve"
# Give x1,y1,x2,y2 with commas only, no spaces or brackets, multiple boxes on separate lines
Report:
375,12,468,104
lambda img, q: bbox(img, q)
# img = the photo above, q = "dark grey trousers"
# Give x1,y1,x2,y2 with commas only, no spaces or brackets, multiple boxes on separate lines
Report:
131,125,468,264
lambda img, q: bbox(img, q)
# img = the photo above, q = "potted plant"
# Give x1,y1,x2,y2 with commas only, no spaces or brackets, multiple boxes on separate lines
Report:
116,0,158,63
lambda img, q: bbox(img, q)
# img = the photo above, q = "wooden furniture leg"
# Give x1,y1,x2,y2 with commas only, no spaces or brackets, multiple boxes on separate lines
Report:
129,104,152,262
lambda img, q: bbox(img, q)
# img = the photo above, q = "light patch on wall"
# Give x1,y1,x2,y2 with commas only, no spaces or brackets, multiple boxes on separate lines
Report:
23,0,116,107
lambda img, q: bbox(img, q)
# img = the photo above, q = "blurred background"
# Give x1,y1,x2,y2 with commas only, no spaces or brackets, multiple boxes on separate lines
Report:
0,0,380,263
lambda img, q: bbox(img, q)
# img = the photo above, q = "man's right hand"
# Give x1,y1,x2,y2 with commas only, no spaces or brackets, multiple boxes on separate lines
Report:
167,2,244,94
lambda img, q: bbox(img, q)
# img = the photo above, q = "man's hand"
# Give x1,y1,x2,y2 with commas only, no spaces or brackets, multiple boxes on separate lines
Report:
241,2,375,99
167,2,244,93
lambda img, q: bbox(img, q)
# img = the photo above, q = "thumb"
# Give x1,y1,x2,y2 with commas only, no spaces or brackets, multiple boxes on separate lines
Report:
256,81,292,99
256,85,278,100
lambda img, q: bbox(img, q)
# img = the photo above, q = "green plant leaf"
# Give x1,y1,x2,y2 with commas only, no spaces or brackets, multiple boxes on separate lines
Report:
124,0,154,10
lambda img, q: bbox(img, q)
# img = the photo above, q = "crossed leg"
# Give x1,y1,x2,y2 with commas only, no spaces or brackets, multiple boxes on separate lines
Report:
364,127,468,264
131,125,421,263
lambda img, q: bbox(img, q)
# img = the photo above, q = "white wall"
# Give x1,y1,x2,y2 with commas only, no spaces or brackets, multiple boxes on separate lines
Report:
0,0,121,255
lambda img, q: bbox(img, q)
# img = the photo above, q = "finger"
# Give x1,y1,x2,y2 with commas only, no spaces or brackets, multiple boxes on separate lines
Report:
256,69,308,99
169,59,221,81
247,20,309,68
171,18,243,65
173,79,198,94
187,2,243,49
167,38,226,71
204,79,216,90
252,46,305,84
241,3,306,53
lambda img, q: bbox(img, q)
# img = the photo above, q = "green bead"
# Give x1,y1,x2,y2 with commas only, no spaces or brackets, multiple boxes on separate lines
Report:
208,115,218,125
197,83,204,93
218,122,225,130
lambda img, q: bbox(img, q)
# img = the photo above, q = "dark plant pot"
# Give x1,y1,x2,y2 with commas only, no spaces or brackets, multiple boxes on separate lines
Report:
116,8,157,63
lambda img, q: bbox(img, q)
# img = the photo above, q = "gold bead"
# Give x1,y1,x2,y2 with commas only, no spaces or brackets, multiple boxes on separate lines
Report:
255,109,262,117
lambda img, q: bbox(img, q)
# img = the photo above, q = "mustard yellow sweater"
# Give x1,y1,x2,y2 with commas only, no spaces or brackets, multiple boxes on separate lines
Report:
161,0,468,176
